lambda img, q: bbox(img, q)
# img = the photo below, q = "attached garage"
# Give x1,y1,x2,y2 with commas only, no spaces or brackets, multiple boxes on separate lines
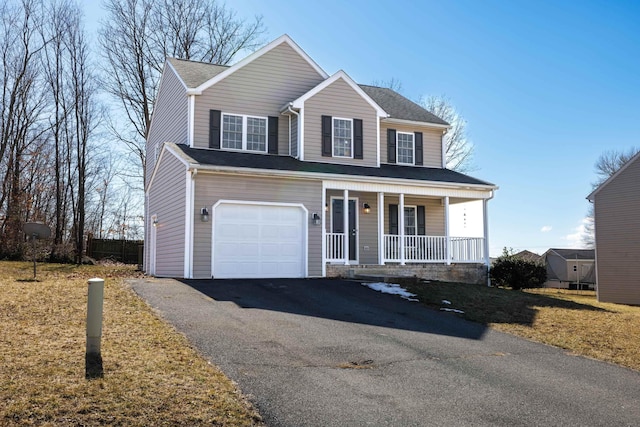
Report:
212,201,307,278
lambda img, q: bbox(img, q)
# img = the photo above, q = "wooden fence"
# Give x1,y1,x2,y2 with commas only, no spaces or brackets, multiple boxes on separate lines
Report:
86,235,143,265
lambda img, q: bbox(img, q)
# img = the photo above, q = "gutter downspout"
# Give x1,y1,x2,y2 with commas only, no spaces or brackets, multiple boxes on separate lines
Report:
286,104,300,159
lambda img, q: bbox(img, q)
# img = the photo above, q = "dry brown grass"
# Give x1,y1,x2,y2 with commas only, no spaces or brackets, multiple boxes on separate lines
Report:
404,282,640,372
0,261,262,426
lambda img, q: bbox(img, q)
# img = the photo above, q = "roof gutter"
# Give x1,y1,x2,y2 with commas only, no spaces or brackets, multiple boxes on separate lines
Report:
185,162,498,192
383,117,450,130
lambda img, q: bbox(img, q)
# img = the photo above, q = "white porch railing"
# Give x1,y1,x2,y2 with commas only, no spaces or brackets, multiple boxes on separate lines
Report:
326,232,345,262
326,233,485,263
382,235,485,263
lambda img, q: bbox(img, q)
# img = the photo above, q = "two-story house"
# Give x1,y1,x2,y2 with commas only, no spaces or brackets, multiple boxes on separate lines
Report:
587,152,640,305
144,35,497,281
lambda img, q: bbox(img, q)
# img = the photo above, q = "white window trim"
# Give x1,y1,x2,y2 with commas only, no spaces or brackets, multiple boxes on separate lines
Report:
332,117,354,159
396,131,415,165
221,112,269,153
404,205,418,236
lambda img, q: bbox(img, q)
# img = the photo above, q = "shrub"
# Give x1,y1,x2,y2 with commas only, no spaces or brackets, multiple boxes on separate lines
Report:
490,254,546,290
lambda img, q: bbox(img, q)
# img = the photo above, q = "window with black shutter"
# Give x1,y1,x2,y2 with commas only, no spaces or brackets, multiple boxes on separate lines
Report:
268,116,278,154
209,109,221,149
387,129,397,164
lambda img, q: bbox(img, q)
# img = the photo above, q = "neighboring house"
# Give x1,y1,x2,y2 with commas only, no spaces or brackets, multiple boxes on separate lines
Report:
512,250,543,264
542,248,595,290
588,152,640,305
144,34,497,280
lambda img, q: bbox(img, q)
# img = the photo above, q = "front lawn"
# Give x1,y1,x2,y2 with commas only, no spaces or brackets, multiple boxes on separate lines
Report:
0,261,262,426
404,281,640,372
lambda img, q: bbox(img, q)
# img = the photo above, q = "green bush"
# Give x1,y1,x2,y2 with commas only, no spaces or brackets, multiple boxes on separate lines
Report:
490,253,546,290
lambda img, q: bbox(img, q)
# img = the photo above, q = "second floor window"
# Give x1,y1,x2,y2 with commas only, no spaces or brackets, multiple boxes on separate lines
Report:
397,132,414,165
333,118,353,157
222,113,267,152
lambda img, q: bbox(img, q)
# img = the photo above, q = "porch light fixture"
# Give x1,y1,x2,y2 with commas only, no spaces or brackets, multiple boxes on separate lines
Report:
363,203,371,214
152,218,158,227
200,207,209,222
311,212,321,225
325,203,329,212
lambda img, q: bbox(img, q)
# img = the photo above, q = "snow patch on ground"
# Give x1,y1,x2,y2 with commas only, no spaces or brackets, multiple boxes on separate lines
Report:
440,308,465,314
362,282,419,302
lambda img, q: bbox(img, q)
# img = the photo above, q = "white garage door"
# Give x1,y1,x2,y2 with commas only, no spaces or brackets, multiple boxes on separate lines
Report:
213,203,306,279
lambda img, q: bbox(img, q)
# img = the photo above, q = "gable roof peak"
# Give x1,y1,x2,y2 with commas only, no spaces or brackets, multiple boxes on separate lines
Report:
587,150,640,201
291,69,388,117
184,34,328,94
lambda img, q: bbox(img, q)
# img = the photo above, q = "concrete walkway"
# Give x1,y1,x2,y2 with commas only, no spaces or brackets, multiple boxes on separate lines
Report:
130,278,640,427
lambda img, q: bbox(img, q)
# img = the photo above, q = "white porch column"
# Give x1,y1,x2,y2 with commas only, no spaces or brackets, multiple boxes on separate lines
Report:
378,192,384,265
321,185,327,277
399,193,405,265
444,196,451,265
483,198,491,286
343,189,349,265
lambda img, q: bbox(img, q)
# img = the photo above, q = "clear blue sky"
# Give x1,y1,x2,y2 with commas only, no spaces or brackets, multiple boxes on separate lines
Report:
87,0,640,256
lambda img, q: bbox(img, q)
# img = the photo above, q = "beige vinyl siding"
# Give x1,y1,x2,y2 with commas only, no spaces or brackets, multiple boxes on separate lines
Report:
192,174,323,278
146,66,188,187
380,122,444,168
193,43,325,153
593,157,640,305
304,78,378,167
147,152,187,277
326,190,379,265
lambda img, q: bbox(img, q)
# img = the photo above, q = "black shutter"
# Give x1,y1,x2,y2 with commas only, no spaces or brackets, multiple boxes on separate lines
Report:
321,115,332,157
417,205,426,235
333,200,343,233
415,132,423,165
209,109,221,149
387,129,396,164
268,116,278,154
389,204,398,235
353,118,363,159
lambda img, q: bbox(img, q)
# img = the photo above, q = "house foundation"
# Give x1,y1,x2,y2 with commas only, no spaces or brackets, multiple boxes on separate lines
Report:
326,263,488,285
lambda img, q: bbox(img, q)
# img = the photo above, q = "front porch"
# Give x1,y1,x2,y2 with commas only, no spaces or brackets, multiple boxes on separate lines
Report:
326,234,485,264
320,180,494,278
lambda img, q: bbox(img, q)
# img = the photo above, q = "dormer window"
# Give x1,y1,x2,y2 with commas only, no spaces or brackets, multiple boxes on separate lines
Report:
397,132,414,165
333,118,353,158
222,113,267,152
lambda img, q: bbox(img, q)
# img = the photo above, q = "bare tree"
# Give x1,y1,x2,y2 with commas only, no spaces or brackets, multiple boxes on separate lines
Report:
583,147,640,247
0,0,102,262
421,95,475,173
65,8,98,263
0,0,49,258
370,77,403,94
98,0,265,187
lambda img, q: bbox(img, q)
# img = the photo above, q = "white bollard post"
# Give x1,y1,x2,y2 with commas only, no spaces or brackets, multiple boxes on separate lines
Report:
86,278,104,355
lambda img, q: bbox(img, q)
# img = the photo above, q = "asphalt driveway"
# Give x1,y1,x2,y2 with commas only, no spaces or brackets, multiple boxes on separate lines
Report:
130,278,640,427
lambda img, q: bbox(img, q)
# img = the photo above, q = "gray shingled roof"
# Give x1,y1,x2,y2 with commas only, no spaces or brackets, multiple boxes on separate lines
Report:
549,249,595,260
359,85,449,125
166,58,450,125
172,144,494,187
167,58,228,88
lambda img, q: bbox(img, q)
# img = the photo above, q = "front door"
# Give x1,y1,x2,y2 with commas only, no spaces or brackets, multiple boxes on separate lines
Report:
332,198,357,261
